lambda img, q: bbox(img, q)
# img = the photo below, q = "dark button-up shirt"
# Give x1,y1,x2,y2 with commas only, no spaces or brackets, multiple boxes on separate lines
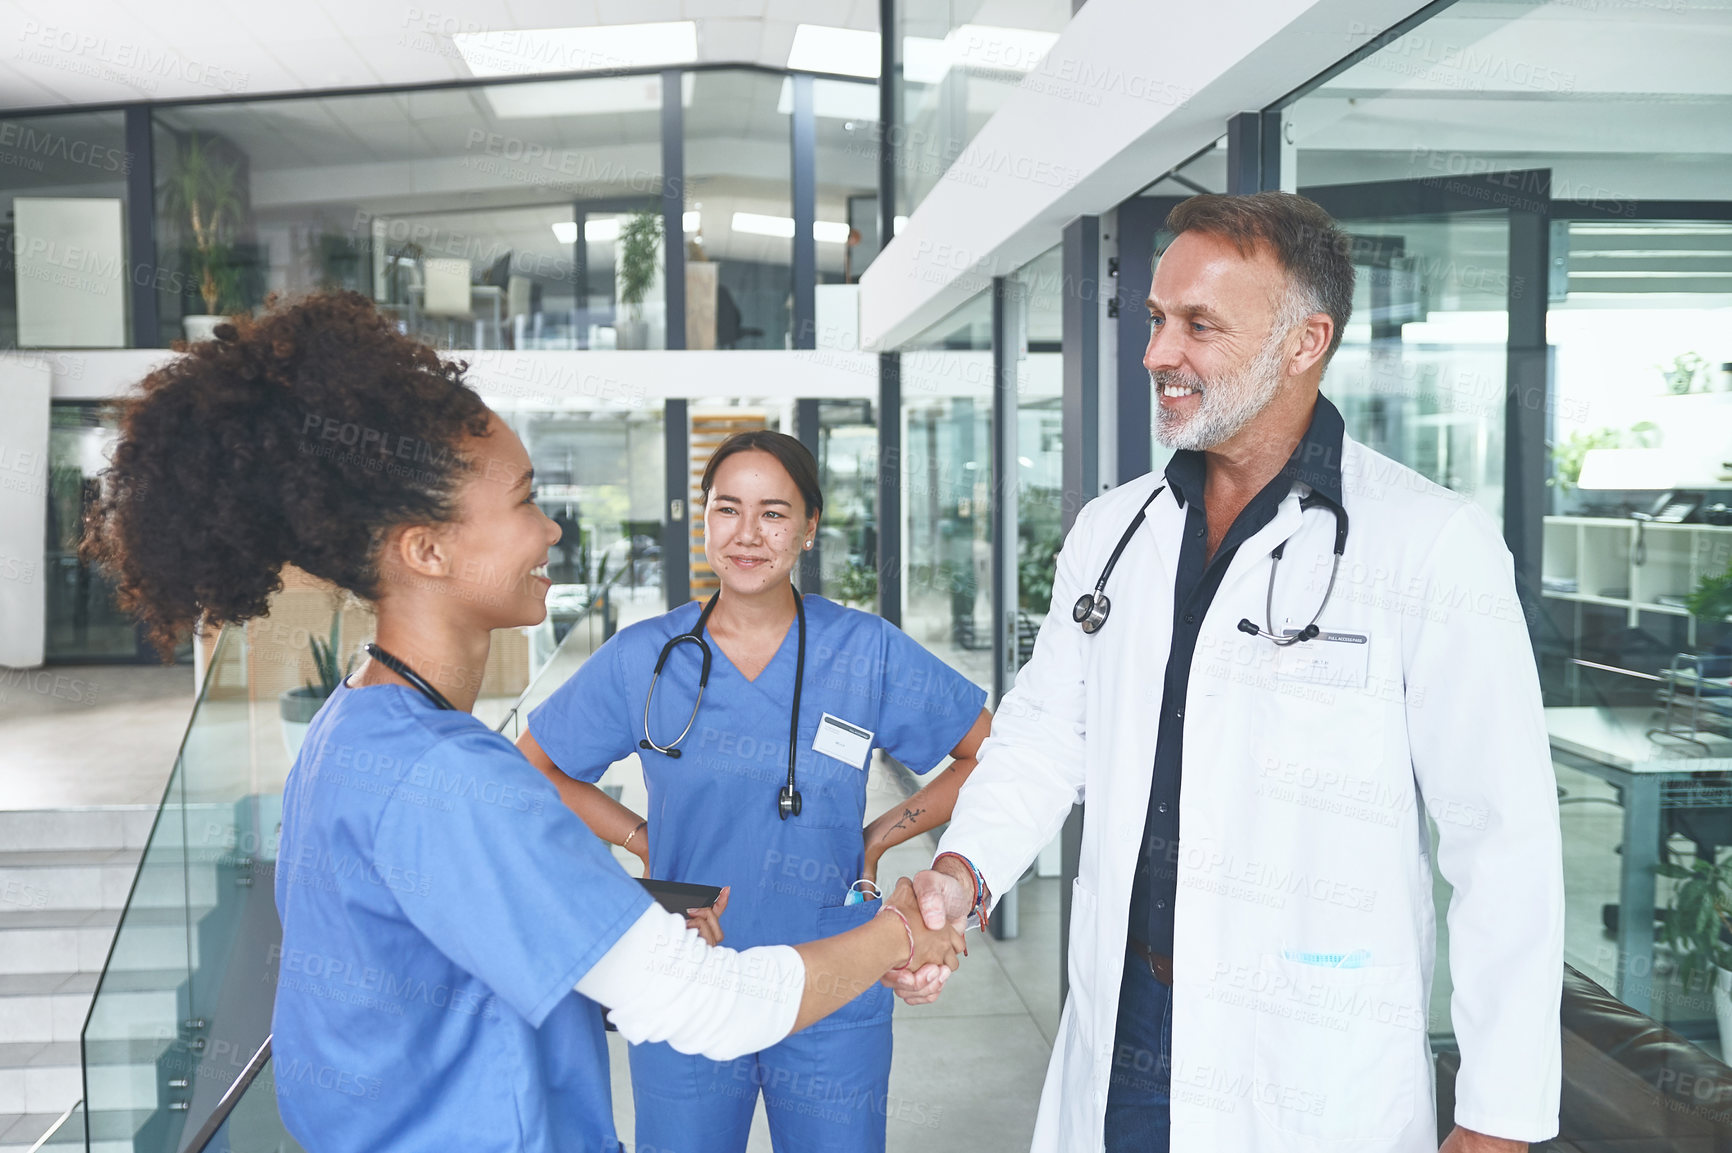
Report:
1127,395,1346,956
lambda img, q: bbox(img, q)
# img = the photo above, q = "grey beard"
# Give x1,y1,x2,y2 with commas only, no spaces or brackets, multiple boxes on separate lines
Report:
1152,327,1292,451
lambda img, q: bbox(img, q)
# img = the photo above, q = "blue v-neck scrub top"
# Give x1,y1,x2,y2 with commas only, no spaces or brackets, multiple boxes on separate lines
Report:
527,594,987,1029
273,680,655,1153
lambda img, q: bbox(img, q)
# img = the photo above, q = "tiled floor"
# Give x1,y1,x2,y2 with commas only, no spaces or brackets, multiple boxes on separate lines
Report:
0,663,194,811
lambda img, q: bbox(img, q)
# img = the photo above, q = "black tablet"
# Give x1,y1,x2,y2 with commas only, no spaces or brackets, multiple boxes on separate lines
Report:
639,878,722,912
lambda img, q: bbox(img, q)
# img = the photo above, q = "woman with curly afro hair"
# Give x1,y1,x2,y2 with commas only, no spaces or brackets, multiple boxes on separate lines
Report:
82,292,962,1153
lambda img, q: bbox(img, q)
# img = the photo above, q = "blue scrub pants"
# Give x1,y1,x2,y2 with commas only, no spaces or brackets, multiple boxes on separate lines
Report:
628,1022,892,1153
1103,946,1173,1153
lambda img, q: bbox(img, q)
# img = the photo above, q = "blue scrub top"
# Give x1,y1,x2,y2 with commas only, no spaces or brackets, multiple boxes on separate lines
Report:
273,679,653,1153
528,594,986,1025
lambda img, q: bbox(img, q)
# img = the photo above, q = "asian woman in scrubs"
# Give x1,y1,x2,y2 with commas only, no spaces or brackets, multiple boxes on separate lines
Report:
79,294,964,1153
517,430,994,1153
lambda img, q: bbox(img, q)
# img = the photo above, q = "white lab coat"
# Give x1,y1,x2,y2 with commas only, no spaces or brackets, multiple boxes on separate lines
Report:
939,434,1563,1152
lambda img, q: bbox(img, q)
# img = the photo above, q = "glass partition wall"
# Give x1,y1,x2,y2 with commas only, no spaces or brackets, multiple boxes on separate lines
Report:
893,0,1073,216
0,110,131,349
150,77,665,350
0,67,877,354
1013,248,1064,674
684,71,791,350
900,290,994,693
1281,0,1732,1044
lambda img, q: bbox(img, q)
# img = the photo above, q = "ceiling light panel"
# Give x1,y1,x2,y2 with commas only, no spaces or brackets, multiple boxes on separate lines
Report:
787,25,881,78
455,22,698,79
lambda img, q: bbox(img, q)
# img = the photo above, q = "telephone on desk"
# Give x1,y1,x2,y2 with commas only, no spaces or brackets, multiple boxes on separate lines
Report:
1635,491,1704,524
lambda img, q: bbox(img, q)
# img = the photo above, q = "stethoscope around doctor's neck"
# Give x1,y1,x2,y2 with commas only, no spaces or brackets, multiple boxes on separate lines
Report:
640,585,808,820
1071,484,1350,645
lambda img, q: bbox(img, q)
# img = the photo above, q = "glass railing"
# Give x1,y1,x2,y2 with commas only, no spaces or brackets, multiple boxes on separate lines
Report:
81,622,255,1153
491,568,644,739
79,581,628,1152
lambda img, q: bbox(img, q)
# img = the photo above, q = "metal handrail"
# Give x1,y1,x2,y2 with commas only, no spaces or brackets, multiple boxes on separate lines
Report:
182,1035,273,1153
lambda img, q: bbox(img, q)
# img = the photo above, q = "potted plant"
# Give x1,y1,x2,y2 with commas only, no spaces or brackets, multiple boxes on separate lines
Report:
615,210,662,349
1659,352,1709,395
1686,562,1732,625
829,560,877,610
1659,854,1732,1045
161,133,244,341
278,613,352,759
1546,422,1660,499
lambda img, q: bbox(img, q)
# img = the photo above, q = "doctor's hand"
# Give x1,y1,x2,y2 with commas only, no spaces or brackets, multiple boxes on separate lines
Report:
881,877,965,975
881,866,972,1004
1439,1127,1525,1153
685,886,730,947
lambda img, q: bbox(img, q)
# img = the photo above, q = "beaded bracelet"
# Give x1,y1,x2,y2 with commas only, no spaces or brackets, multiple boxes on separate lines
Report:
878,903,916,971
933,851,990,934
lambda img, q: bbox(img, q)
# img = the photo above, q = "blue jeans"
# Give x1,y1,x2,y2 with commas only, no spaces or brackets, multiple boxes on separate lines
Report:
1104,947,1173,1153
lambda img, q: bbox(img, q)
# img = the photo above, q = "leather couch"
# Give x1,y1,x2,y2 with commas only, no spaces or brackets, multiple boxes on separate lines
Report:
1436,965,1732,1150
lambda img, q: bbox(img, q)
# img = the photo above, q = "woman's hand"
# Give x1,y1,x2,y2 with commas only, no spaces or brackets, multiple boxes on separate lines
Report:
882,877,965,974
685,885,730,946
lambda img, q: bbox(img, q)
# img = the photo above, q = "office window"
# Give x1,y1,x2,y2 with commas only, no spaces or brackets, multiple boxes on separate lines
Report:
150,75,665,350
492,402,667,640
894,0,1073,216
900,290,994,693
1010,246,1064,672
1282,0,1732,1040
682,70,792,351
0,112,131,349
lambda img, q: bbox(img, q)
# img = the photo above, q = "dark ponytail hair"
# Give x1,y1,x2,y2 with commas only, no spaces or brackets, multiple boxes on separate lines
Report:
699,430,824,519
80,291,491,656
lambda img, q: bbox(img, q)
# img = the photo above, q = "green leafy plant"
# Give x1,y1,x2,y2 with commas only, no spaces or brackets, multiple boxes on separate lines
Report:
830,561,877,608
160,133,244,315
303,613,352,699
1018,527,1064,611
1660,855,1732,987
1659,351,1709,395
1687,562,1732,624
617,210,663,316
1547,422,1660,493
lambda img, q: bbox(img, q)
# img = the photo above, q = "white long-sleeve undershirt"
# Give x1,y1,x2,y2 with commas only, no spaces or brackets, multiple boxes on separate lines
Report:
573,906,804,1061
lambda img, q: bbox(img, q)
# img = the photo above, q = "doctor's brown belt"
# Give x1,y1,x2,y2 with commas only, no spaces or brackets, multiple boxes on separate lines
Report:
1128,938,1173,986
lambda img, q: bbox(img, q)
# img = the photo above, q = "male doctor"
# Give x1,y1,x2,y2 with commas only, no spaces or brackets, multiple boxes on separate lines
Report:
894,192,1564,1152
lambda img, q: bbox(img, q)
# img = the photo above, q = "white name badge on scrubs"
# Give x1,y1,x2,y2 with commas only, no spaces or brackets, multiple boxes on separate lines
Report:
813,712,875,770
1275,629,1370,688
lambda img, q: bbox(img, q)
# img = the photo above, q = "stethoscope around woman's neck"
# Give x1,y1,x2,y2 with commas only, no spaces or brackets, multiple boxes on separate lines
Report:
639,583,808,820
363,642,458,710
1071,482,1349,644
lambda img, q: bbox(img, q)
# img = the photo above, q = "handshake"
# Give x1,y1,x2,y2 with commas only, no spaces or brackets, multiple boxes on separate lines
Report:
876,864,977,1004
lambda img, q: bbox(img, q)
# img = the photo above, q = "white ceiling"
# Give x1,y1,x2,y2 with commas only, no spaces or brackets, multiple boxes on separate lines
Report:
0,0,881,110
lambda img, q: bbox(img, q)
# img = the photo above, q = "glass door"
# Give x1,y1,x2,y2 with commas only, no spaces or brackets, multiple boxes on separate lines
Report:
45,404,161,662
1299,179,1517,528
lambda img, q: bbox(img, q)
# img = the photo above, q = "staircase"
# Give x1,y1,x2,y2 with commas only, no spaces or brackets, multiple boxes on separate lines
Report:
0,807,154,1152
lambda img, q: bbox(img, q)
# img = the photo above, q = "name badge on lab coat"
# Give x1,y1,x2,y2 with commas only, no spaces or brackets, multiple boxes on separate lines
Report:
1275,630,1370,689
813,713,875,769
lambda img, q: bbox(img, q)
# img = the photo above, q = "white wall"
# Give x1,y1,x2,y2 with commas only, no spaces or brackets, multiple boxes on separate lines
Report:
0,357,52,668
859,0,1427,350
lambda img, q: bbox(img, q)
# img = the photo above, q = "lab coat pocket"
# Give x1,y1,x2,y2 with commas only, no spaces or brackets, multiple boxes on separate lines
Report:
809,901,894,1032
1249,955,1416,1142
1062,878,1101,1078
1066,877,1100,1023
